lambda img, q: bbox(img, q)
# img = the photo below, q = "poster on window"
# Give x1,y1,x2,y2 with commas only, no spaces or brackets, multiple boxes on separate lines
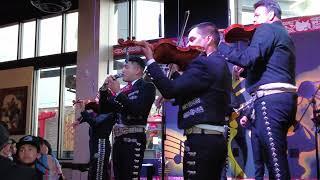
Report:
0,86,28,135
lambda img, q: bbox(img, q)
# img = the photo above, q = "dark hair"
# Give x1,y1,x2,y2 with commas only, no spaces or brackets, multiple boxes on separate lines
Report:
38,137,53,155
8,138,16,144
0,121,8,130
126,56,145,69
189,22,220,46
254,0,282,19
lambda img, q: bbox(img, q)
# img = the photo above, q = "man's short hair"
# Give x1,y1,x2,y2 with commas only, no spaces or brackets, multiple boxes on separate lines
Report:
126,56,145,69
189,22,220,46
8,138,16,144
0,121,8,130
254,0,282,19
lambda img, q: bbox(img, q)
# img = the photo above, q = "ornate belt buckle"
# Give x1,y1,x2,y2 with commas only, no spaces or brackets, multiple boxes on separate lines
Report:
113,127,120,136
256,90,264,98
123,127,129,134
185,128,193,135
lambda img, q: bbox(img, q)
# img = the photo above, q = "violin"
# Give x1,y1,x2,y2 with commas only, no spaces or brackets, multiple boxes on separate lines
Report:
118,38,204,70
73,99,99,113
223,24,260,43
118,11,204,71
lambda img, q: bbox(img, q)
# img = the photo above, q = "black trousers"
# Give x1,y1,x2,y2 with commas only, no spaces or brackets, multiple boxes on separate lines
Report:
183,133,227,179
251,92,297,180
88,138,111,180
86,113,114,180
112,133,146,180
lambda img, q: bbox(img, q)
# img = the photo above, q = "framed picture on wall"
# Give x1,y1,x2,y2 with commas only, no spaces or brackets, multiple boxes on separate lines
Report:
0,86,28,135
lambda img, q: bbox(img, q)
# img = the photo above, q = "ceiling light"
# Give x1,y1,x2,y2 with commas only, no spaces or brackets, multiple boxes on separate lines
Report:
30,0,72,14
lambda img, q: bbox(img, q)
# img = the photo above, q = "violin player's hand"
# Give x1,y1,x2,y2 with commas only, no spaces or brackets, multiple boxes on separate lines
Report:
233,65,244,80
218,32,233,47
239,116,250,128
71,120,81,128
219,32,225,44
103,76,109,85
135,41,154,60
219,37,233,47
170,64,181,73
155,96,164,109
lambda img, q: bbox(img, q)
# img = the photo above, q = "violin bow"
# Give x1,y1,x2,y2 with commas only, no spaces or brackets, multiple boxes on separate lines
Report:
166,10,190,78
177,10,190,47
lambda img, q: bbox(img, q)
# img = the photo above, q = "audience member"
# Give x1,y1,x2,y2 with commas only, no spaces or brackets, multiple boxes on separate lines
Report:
0,125,36,180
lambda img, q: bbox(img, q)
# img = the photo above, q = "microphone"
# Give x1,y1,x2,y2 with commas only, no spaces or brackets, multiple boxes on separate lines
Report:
99,72,124,91
112,72,124,80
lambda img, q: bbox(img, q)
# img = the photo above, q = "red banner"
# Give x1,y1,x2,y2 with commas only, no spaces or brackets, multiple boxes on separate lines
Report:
283,14,320,34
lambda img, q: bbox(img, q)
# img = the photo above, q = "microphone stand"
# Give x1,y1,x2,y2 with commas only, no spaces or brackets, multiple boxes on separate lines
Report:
293,83,320,179
311,84,320,180
161,101,166,180
294,84,320,132
160,10,190,180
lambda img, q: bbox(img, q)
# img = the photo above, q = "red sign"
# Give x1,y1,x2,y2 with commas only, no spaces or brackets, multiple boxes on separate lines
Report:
283,14,320,34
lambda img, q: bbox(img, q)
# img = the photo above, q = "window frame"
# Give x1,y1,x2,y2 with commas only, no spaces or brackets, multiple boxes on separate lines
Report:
0,23,20,62
33,65,77,160
0,11,79,160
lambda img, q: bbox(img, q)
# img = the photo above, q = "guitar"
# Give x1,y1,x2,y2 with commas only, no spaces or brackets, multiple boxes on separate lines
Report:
226,74,254,178
227,101,252,178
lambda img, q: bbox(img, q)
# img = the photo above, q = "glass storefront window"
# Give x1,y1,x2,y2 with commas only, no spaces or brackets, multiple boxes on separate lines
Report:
37,66,76,159
0,24,18,62
145,120,162,159
37,67,61,156
135,0,164,40
114,1,130,41
65,12,78,52
112,2,166,174
39,16,62,56
283,0,320,17
0,12,78,61
241,11,254,25
21,21,36,59
61,66,76,159
36,66,76,159
113,0,164,43
234,0,320,25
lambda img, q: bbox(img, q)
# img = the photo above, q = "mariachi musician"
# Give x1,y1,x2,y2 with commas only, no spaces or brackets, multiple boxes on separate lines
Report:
75,75,119,180
136,22,232,179
218,0,297,179
106,56,156,180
